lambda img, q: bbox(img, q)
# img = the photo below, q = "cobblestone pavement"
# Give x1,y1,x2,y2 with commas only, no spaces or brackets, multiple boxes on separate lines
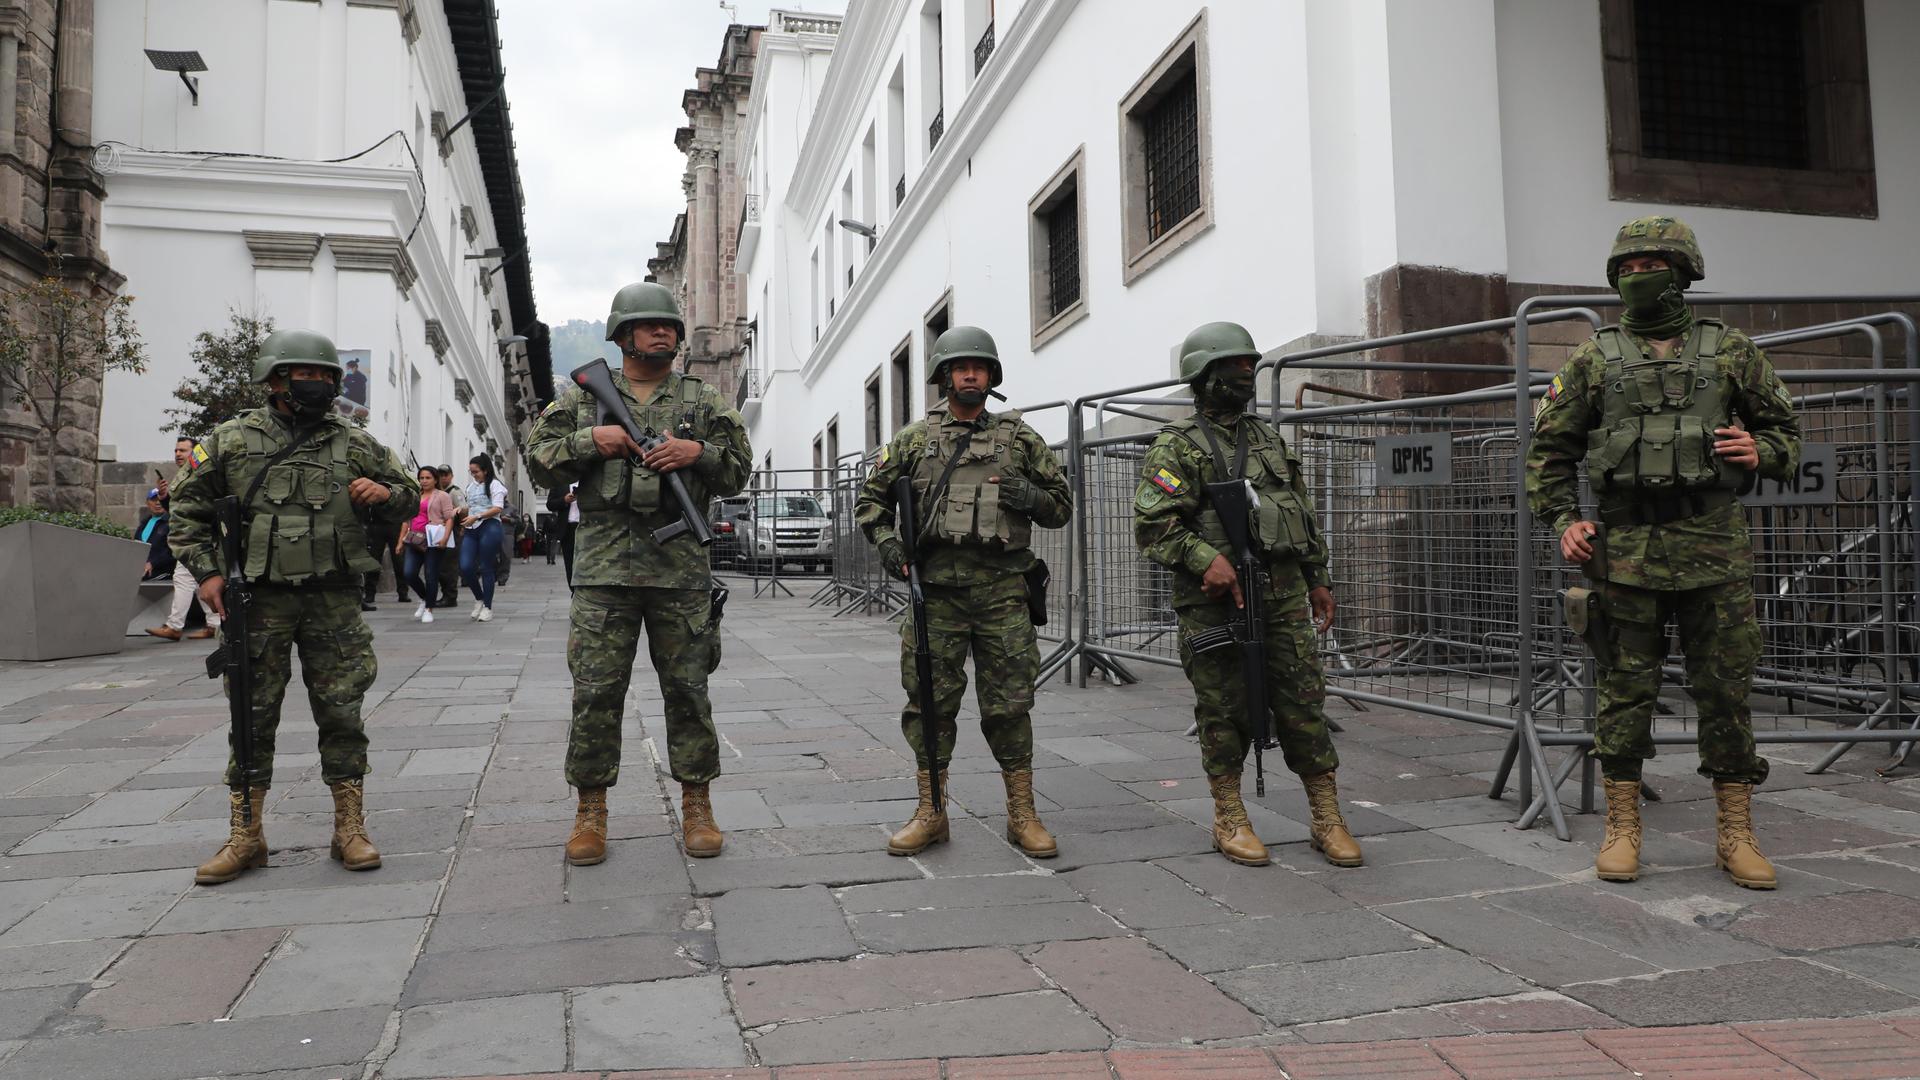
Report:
0,563,1916,1079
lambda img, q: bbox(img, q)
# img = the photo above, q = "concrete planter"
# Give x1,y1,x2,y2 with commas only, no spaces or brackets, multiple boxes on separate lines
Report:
0,521,151,661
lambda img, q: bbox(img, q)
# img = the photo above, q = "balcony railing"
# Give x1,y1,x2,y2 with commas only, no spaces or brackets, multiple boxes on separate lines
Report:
894,176,906,207
973,22,995,74
770,11,842,35
928,108,945,151
734,366,762,410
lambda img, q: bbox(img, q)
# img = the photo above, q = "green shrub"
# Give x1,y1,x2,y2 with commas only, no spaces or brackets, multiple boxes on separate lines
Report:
0,506,134,539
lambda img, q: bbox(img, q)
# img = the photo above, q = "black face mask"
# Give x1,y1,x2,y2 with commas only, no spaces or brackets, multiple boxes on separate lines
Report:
1201,370,1256,410
952,386,987,407
281,378,336,420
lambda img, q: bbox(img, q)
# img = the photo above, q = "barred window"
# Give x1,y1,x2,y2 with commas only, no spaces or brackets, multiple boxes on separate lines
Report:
1141,75,1201,241
1119,13,1212,283
1635,0,1810,170
1599,0,1876,218
1044,193,1080,317
1029,148,1089,348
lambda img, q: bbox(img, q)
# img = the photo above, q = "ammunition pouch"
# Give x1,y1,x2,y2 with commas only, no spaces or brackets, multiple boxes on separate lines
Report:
1563,584,1612,667
1186,624,1236,654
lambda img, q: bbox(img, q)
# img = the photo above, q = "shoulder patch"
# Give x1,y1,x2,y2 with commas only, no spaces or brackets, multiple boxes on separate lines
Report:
1547,375,1564,400
540,400,565,419
879,444,891,467
188,443,209,470
1150,467,1187,495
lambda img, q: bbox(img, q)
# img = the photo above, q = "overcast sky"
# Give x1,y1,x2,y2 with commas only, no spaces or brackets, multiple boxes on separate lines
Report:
496,0,849,326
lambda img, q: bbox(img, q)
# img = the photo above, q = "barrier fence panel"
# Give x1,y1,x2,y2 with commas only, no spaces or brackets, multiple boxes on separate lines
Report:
811,300,1919,841
717,467,841,600
815,450,904,617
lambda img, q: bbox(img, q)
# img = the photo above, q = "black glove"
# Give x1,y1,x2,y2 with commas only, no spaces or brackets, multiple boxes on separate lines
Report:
995,476,1038,515
878,537,909,581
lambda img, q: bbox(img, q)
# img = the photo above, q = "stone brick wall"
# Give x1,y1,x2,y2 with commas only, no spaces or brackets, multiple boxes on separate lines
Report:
96,459,175,530
0,0,120,511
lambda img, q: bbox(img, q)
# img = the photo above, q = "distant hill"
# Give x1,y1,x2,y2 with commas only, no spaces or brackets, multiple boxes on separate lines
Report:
550,318,619,376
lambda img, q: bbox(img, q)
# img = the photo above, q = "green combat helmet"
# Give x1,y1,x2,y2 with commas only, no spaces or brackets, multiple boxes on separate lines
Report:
1178,321,1262,384
1606,215,1705,288
252,329,343,384
927,325,1003,387
605,281,686,342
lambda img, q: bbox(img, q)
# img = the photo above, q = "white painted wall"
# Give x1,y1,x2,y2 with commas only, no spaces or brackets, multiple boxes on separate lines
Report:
1495,0,1920,292
90,0,535,506
739,0,1920,471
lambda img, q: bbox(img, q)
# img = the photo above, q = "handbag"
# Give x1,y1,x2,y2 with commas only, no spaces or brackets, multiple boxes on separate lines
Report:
404,529,428,551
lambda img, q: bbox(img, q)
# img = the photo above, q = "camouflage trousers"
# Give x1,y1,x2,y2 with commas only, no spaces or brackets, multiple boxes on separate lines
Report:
223,586,374,787
1177,599,1339,779
1596,579,1768,785
567,585,722,788
899,577,1037,772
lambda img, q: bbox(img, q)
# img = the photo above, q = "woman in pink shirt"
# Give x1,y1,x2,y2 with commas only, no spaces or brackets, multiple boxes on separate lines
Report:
396,466,455,623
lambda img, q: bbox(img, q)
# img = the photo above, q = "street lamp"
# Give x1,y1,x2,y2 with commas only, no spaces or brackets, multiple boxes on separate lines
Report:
145,49,206,106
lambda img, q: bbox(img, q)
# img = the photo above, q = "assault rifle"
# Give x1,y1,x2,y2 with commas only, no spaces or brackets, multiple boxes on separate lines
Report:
892,476,942,812
572,359,714,548
1184,479,1276,797
203,496,259,822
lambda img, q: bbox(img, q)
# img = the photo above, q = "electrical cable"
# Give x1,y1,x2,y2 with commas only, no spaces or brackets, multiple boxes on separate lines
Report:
93,130,433,245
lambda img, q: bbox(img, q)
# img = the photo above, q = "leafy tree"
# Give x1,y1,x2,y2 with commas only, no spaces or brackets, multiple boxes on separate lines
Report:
0,272,147,505
164,310,275,441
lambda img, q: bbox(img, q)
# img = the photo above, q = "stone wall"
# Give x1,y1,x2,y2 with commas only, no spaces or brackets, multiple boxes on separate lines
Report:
0,0,121,510
96,458,174,530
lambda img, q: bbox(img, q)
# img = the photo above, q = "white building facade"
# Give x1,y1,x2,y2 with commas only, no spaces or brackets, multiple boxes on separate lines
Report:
90,0,549,511
740,0,1919,469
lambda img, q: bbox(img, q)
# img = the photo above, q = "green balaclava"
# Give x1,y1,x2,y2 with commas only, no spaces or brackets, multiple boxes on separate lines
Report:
1198,364,1256,413
1617,268,1692,341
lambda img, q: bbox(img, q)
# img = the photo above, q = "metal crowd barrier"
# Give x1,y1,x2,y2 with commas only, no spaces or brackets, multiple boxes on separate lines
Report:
716,466,841,600
810,297,1919,840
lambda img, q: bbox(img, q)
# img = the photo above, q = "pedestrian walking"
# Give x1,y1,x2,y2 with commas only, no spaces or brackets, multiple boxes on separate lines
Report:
396,465,455,623
168,329,418,885
855,326,1072,859
527,282,751,865
1133,322,1360,869
1527,216,1801,889
148,436,218,641
137,487,172,579
436,465,465,607
459,455,507,621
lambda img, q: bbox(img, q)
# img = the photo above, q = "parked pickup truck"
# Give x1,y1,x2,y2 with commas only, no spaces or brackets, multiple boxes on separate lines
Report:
709,494,835,575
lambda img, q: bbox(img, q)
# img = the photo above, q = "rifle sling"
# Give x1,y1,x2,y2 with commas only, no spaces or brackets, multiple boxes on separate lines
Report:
1192,411,1250,481
914,426,975,549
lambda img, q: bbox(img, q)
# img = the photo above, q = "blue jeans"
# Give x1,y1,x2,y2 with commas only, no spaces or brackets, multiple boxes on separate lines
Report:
403,545,442,606
459,519,501,607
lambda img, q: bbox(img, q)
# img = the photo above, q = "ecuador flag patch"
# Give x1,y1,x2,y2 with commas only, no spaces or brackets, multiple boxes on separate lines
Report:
1150,467,1186,495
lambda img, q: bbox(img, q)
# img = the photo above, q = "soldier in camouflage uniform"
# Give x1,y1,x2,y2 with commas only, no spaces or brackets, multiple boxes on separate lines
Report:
526,283,751,865
856,326,1073,858
1527,216,1800,889
169,329,419,885
1134,322,1360,869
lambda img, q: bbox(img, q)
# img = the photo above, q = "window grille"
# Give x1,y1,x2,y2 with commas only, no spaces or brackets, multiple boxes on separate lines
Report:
1635,0,1811,170
928,108,945,151
973,23,995,74
1045,191,1081,318
1141,72,1201,241
895,176,906,206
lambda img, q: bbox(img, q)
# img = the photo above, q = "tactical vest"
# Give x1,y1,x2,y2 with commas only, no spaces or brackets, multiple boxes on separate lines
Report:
911,409,1031,551
1168,415,1317,563
574,374,715,516
238,418,377,585
1584,320,1741,497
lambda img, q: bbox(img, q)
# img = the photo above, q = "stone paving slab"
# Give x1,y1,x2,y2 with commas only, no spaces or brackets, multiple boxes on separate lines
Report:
0,567,1916,1077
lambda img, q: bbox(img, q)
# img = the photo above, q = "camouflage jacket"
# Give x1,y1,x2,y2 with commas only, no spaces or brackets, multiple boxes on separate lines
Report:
525,368,750,589
169,408,417,586
1526,325,1800,589
856,405,1072,587
1134,409,1331,610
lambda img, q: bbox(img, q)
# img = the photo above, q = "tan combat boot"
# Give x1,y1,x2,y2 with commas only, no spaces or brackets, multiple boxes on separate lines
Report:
195,787,269,885
328,779,381,871
887,769,950,856
1303,770,1364,867
1713,781,1776,889
1003,769,1058,859
1207,773,1270,866
1595,779,1643,882
681,782,724,858
565,787,608,866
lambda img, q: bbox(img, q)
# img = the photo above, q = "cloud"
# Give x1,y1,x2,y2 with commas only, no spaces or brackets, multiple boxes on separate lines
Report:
496,0,849,325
